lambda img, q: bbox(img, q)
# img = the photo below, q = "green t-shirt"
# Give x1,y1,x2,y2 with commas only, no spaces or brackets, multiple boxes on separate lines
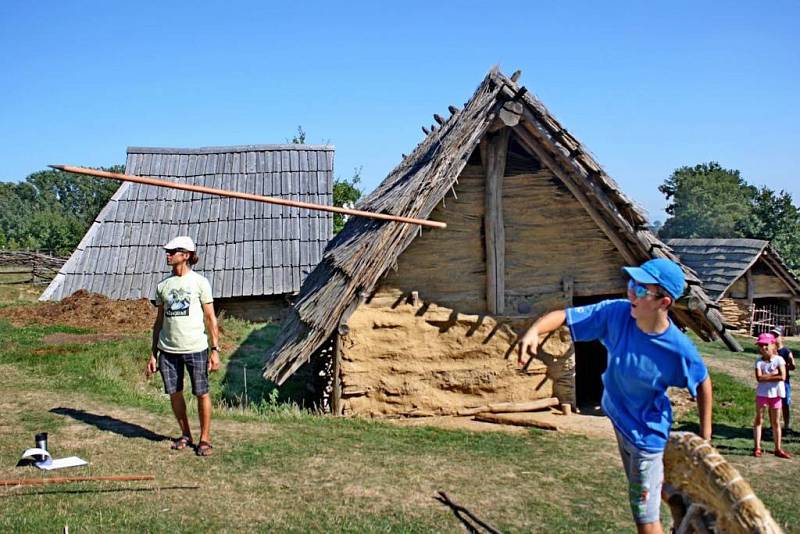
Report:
154,270,213,353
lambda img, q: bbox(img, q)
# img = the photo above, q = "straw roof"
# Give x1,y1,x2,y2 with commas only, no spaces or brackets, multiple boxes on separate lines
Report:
263,69,741,384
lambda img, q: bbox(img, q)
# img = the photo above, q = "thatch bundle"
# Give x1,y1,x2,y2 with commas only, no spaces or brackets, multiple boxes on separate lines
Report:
664,432,782,533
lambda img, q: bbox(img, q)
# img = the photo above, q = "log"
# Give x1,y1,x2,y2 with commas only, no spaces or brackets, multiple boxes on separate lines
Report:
474,413,560,431
0,475,155,487
457,397,559,416
49,165,446,229
486,397,559,413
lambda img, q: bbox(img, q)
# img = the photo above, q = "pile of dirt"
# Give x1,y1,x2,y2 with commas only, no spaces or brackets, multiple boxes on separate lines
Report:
0,290,156,333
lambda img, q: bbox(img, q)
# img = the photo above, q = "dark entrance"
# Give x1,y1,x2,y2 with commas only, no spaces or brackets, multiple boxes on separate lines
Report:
572,294,621,410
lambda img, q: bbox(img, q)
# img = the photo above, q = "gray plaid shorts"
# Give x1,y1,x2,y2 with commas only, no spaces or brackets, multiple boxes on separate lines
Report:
158,349,209,396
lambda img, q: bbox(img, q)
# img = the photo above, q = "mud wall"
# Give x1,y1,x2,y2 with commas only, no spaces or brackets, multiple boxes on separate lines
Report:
338,289,575,417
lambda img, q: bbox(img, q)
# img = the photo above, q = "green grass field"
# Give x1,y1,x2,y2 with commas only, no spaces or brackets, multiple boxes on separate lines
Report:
0,291,798,532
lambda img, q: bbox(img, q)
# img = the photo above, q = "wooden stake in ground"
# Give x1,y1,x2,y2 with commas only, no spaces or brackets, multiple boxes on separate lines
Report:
0,474,155,487
50,165,447,229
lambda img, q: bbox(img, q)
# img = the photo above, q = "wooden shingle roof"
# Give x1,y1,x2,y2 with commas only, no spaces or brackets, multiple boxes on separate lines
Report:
41,144,334,301
262,69,742,385
667,238,800,301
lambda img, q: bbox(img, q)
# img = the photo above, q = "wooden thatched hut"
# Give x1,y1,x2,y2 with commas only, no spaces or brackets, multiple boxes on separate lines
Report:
263,69,740,417
668,238,800,336
41,144,334,321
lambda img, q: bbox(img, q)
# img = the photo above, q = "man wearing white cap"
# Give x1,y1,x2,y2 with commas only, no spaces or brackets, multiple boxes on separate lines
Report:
146,236,220,457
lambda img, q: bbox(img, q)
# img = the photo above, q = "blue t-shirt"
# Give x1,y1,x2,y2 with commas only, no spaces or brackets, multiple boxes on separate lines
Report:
566,299,708,452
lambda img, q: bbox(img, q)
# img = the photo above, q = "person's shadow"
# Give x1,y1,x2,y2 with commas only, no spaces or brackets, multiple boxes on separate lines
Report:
49,407,170,442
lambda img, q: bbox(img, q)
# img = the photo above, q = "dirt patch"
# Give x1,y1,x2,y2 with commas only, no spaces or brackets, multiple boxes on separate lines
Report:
42,333,138,345
393,411,616,440
0,290,156,333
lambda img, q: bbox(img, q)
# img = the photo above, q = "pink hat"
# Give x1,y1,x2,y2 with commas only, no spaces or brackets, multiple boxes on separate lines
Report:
756,333,776,345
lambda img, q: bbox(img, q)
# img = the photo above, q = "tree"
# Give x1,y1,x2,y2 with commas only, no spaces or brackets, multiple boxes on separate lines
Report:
0,166,122,254
737,187,800,271
658,162,800,273
658,162,756,239
290,126,363,234
333,167,363,234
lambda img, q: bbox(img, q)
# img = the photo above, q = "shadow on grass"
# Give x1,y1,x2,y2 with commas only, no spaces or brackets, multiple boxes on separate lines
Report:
221,323,316,408
0,485,199,499
49,407,170,442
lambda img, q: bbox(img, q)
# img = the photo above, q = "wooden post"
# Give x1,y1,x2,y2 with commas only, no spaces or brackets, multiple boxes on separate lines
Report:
331,331,343,416
791,299,797,336
562,275,574,307
480,128,510,315
746,270,754,305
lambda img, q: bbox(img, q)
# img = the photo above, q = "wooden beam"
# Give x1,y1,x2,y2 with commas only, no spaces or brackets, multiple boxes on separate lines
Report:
746,270,754,305
480,129,510,315
331,332,342,416
511,124,639,266
791,300,797,336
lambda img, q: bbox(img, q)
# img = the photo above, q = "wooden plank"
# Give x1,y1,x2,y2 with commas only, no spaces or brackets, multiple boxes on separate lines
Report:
480,128,510,315
512,124,639,266
332,333,342,416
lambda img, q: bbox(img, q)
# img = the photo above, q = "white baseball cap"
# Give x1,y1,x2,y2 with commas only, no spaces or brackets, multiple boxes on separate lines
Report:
163,236,196,252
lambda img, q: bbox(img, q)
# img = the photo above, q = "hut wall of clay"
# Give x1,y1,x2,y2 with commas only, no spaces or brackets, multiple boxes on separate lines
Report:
339,289,573,417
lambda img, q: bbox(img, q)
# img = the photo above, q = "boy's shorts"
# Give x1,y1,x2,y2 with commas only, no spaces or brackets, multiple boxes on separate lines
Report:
614,429,664,525
757,395,783,410
158,349,209,396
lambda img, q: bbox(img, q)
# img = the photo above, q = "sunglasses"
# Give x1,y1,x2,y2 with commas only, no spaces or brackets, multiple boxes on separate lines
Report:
627,279,664,300
165,249,188,255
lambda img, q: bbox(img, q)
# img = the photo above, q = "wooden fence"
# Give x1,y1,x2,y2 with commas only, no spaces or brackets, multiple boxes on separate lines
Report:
0,250,67,286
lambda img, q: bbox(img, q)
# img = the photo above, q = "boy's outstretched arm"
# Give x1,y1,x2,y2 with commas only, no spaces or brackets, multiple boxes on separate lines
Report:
695,376,713,441
517,310,567,365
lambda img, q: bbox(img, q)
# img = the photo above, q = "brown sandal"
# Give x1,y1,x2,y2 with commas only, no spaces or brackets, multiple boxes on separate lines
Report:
171,436,193,450
196,441,214,457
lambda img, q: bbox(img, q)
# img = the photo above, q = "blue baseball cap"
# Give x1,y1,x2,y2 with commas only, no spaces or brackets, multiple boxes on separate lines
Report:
622,258,685,300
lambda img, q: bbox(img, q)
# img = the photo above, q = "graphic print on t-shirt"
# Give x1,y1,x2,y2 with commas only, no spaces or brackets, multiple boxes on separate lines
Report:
165,287,191,317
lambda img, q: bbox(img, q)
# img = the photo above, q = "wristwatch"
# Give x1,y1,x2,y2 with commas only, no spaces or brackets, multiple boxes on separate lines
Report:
211,346,220,352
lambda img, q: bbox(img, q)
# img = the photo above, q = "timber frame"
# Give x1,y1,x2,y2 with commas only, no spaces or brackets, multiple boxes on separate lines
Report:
263,68,741,388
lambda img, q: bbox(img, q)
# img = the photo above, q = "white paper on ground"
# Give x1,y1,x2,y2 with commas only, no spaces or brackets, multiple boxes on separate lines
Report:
36,456,88,470
20,448,51,462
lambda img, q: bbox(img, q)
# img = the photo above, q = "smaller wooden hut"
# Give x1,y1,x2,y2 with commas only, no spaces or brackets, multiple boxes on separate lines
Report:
668,239,800,335
41,144,334,321
262,69,741,417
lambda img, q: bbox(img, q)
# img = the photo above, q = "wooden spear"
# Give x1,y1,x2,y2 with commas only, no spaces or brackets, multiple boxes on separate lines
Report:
50,165,447,229
0,475,155,487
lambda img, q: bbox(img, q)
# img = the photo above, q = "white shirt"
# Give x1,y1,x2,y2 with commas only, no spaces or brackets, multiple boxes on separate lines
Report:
755,356,786,398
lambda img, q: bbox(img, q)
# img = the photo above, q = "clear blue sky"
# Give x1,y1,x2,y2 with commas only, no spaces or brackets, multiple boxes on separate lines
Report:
1,1,797,220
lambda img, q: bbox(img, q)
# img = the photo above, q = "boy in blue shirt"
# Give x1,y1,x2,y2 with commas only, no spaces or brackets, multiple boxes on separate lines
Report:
518,258,712,534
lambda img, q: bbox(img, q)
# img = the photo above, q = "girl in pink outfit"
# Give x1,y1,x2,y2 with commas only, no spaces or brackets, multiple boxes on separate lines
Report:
753,332,791,458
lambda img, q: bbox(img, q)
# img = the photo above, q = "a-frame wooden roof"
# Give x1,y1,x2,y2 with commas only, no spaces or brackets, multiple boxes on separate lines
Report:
263,69,741,384
41,144,333,302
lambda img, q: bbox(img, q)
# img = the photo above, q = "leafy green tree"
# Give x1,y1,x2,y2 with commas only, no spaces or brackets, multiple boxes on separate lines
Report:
289,126,363,234
658,162,756,239
0,166,122,254
737,187,800,271
658,162,800,273
333,167,363,234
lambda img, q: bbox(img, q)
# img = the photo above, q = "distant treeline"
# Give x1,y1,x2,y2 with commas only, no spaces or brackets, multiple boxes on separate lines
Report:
657,162,800,273
0,166,123,255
